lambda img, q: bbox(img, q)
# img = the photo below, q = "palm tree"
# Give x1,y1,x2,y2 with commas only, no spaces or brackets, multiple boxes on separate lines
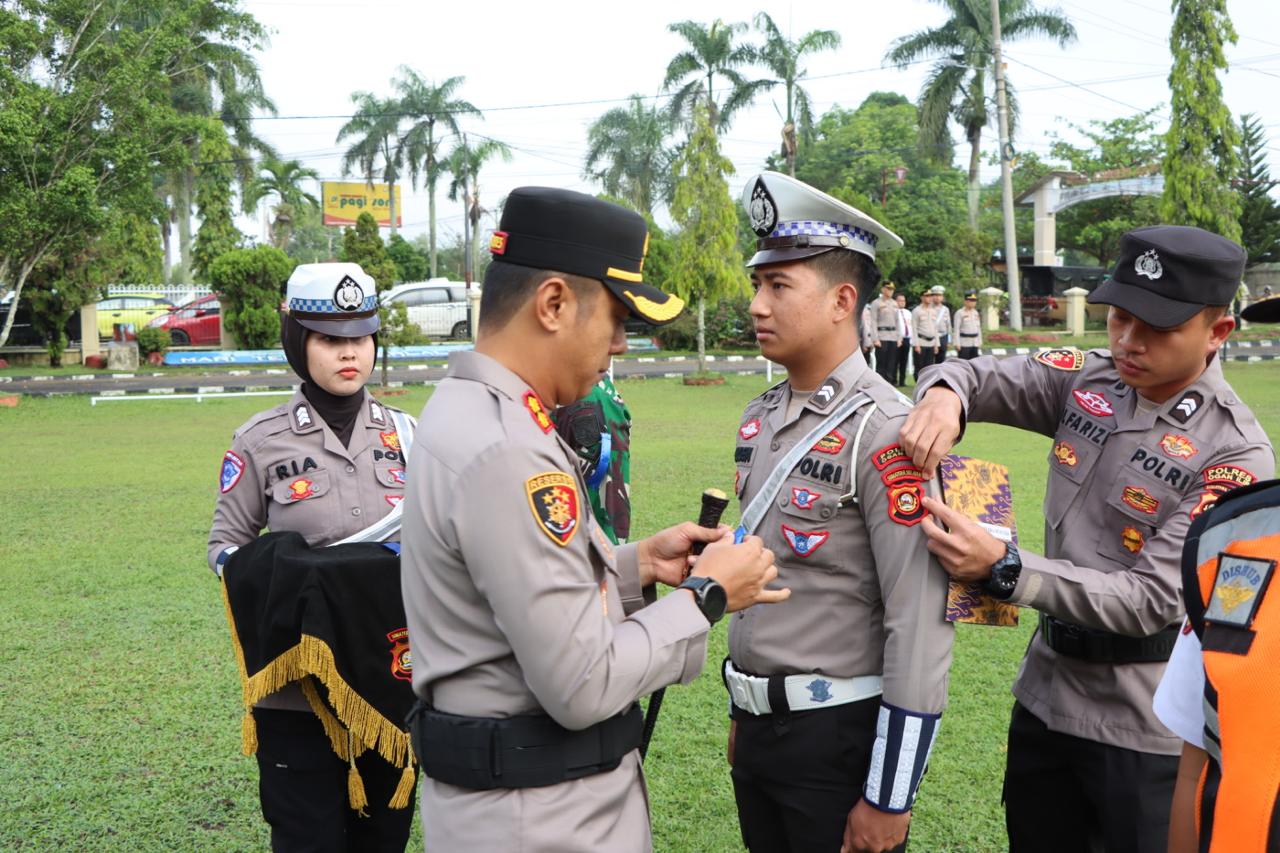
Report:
754,13,841,177
584,96,674,215
337,92,406,236
244,158,320,249
662,19,771,132
446,135,513,284
885,0,1076,227
395,69,480,277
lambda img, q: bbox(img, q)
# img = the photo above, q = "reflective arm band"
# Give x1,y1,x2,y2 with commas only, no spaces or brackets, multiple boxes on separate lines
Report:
214,545,239,579
863,701,941,813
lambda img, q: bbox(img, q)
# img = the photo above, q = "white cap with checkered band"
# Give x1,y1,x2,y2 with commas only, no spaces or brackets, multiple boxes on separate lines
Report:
285,262,381,337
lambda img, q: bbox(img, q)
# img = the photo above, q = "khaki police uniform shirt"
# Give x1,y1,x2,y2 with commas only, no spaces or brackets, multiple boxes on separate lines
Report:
400,351,710,851
918,350,1274,754
911,303,940,346
860,304,875,349
953,307,982,348
208,388,410,709
934,303,951,338
730,350,954,717
871,296,901,344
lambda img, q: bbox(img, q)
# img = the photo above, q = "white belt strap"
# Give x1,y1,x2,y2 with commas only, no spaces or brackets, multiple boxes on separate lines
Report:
724,660,883,715
333,407,417,545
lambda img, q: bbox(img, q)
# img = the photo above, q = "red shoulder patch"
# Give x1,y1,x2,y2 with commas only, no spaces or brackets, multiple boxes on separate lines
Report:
888,481,928,526
872,444,909,471
1190,465,1258,519
1034,348,1084,371
524,391,554,434
525,471,579,546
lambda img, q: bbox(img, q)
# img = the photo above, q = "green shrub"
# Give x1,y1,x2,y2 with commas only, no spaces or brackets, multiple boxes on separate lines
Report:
135,326,169,356
210,246,295,349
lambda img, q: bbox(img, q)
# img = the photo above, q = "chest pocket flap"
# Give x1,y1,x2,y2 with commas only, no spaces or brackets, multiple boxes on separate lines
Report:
375,464,407,489
271,469,331,504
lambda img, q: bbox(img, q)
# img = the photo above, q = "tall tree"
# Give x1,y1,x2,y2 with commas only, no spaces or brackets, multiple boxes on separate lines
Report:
753,12,841,176
244,157,320,250
583,96,674,215
1237,114,1280,265
885,0,1076,227
395,69,480,278
662,19,771,132
1161,0,1241,242
446,135,513,285
669,103,748,373
192,124,242,281
337,92,405,237
340,211,399,385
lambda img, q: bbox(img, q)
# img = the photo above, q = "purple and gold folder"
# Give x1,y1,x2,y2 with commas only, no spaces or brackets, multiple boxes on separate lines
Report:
938,455,1020,627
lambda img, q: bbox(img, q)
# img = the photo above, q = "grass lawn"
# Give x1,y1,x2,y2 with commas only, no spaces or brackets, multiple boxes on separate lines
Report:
2,362,1279,851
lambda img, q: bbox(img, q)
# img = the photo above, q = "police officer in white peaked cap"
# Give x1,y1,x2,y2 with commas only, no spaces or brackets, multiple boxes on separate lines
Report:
729,170,953,853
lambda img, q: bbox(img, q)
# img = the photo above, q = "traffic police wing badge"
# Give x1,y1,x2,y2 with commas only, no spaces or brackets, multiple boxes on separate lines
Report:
526,471,580,547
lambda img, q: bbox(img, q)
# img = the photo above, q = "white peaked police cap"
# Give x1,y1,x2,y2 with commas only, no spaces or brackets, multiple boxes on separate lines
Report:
286,262,381,337
742,171,904,268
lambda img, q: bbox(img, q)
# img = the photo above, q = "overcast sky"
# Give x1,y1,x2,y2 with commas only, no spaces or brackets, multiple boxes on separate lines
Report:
230,0,1280,253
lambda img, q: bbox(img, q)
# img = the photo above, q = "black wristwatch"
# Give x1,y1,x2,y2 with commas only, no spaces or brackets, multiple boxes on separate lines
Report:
678,575,728,625
983,542,1022,600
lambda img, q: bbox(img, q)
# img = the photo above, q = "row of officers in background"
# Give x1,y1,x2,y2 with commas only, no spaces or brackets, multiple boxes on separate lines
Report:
861,284,984,386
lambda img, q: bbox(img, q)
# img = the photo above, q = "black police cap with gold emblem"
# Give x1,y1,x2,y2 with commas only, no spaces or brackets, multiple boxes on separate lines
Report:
488,187,684,326
1087,225,1245,329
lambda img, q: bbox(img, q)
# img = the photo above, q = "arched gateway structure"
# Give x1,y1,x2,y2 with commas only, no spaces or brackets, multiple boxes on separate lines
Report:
1016,169,1165,265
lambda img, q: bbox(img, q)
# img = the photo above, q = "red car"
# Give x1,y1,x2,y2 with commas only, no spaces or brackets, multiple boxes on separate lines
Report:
148,294,221,345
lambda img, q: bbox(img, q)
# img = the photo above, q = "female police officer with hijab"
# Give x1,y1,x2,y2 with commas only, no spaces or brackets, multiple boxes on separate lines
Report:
208,262,418,852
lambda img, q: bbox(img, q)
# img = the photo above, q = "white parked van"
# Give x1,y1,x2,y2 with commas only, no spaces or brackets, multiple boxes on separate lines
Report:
382,279,471,339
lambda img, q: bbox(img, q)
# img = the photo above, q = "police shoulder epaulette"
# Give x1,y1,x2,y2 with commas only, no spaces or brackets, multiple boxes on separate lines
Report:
233,402,294,440
750,379,788,405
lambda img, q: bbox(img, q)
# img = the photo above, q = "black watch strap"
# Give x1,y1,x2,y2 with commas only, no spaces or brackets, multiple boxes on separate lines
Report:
678,575,727,624
983,542,1022,601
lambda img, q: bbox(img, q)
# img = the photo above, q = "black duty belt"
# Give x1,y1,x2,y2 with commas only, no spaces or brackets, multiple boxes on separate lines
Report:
407,700,643,789
877,326,896,331
1040,614,1179,663
960,333,979,338
917,336,937,344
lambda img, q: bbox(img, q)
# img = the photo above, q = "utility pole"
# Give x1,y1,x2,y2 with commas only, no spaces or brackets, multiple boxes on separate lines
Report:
991,0,1023,330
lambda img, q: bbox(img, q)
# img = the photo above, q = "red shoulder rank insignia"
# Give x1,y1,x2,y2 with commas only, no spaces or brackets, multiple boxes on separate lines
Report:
872,443,909,471
1159,433,1198,460
1034,348,1084,371
380,430,401,452
1052,441,1078,467
1191,465,1258,519
888,481,927,526
525,471,580,546
1121,525,1145,554
739,419,761,441
781,523,830,557
489,231,509,255
1072,389,1114,418
524,391,554,434
1121,486,1160,515
288,478,315,501
387,628,412,682
812,429,847,455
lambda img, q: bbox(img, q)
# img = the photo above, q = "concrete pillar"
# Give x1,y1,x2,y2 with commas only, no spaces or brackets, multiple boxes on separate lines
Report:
219,302,238,350
1032,176,1061,266
1063,287,1089,336
79,303,100,360
467,286,482,341
980,287,1003,331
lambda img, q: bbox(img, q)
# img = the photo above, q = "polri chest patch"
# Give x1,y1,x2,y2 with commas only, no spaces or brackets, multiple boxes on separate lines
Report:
525,471,580,546
1205,553,1274,629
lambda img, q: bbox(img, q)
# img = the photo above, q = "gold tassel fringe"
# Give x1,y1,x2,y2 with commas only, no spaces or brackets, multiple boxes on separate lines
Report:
241,710,258,755
389,758,417,810
347,730,370,816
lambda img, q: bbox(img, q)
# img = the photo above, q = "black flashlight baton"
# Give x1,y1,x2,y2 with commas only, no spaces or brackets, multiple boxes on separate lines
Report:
640,488,730,761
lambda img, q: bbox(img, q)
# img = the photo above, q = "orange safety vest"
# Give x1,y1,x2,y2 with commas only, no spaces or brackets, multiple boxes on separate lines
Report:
1183,479,1280,852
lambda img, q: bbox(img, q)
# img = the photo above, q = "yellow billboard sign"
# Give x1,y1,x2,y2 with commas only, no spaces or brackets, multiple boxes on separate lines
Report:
321,181,403,227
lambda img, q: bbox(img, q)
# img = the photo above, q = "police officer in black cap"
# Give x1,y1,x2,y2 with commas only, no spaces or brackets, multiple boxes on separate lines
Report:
902,224,1275,852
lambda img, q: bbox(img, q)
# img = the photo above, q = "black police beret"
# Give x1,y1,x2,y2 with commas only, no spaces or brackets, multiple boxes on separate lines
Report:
1087,225,1245,329
489,187,684,326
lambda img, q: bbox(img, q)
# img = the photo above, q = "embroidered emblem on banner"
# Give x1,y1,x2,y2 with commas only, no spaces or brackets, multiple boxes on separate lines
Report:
220,450,244,493
1170,391,1203,425
739,419,761,440
812,429,847,455
288,478,315,501
807,678,833,703
384,494,403,507
525,471,580,546
388,468,406,485
1205,553,1274,629
524,391,555,434
781,523,830,557
1160,433,1198,460
1034,348,1085,372
1135,249,1163,280
1191,465,1258,519
1072,389,1114,418
387,628,412,682
888,482,928,526
872,444,909,470
1121,526,1145,554
791,487,821,509
1122,486,1160,515
1053,441,1078,467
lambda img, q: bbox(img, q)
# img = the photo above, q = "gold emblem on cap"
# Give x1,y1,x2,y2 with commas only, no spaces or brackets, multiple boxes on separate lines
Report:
622,289,685,322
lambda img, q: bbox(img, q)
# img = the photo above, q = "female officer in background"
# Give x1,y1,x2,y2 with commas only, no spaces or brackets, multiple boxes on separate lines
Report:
208,262,416,852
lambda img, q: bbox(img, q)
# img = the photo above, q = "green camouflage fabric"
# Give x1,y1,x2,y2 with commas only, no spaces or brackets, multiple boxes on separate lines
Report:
552,375,631,544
